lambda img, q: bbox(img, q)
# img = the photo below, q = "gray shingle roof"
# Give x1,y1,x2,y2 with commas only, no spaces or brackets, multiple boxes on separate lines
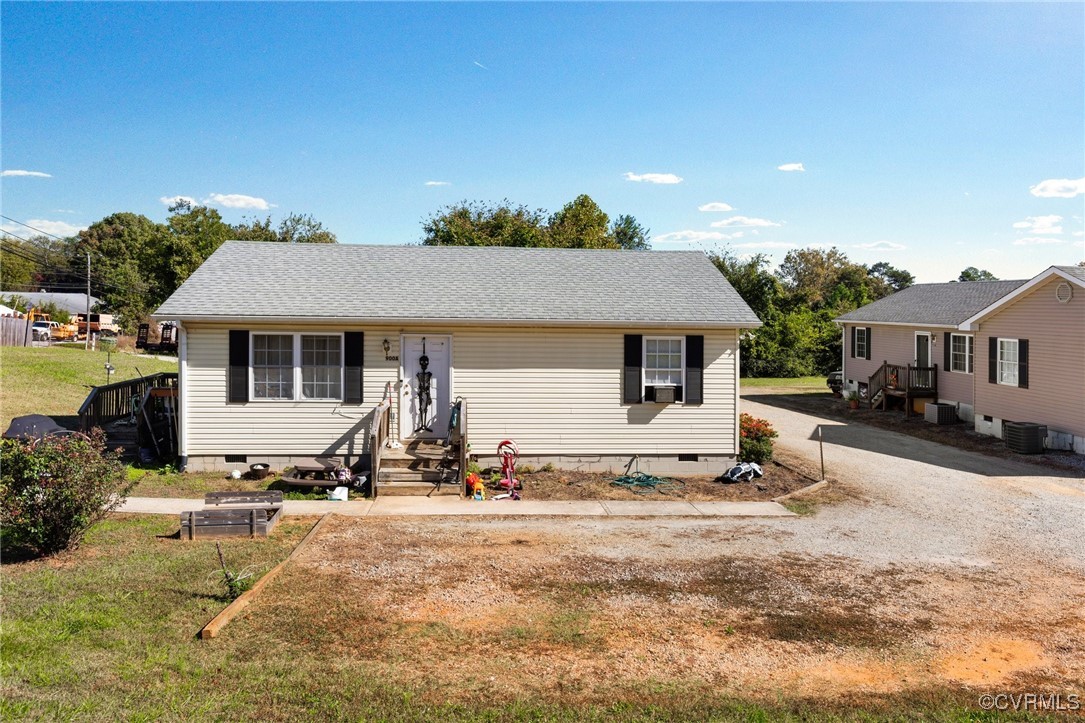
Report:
154,242,761,328
834,279,1027,326
0,291,101,315
1056,265,1085,284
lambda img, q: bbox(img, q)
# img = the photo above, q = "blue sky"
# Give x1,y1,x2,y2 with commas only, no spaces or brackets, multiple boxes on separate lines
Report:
2,2,1082,282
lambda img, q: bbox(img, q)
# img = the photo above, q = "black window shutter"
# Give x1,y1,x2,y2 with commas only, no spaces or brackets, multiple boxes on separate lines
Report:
865,327,872,360
1017,339,1028,389
228,330,249,403
944,332,952,371
850,326,856,358
685,335,704,405
623,334,642,404
988,337,998,384
344,332,364,404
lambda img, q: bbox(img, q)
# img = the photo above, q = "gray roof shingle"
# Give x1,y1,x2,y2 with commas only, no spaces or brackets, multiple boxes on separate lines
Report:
834,279,1028,326
1056,265,1085,284
154,242,761,328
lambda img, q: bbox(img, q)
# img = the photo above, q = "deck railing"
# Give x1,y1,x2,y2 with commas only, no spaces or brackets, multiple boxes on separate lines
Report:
78,372,178,432
369,397,392,498
457,398,468,496
868,361,938,408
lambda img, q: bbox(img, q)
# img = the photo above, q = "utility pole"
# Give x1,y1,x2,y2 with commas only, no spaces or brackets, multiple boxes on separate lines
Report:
84,252,91,350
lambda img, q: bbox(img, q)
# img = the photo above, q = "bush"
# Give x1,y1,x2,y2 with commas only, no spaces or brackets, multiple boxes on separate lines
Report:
0,430,132,556
739,413,778,464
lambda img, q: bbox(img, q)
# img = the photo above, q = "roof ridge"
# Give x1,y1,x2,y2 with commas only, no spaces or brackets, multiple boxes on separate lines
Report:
217,240,703,254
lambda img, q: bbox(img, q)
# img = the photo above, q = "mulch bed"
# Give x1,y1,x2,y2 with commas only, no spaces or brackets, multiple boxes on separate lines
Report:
745,391,1085,474
516,461,813,501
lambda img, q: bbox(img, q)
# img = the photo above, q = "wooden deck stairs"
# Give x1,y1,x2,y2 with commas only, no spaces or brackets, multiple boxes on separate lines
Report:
868,361,938,417
377,440,461,496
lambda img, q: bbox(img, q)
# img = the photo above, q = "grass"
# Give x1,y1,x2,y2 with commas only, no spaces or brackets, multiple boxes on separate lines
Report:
0,346,178,431
1,515,1049,721
128,466,363,499
740,376,827,390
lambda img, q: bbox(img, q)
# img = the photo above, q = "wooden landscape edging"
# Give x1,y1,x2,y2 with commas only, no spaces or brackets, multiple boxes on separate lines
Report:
198,512,334,640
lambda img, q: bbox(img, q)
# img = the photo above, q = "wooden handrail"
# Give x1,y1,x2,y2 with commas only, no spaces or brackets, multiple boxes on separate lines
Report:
369,397,392,499
78,372,178,432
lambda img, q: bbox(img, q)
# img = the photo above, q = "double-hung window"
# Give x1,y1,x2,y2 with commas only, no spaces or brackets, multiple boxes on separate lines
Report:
251,333,343,401
997,339,1019,386
644,337,684,399
854,328,868,359
950,334,974,374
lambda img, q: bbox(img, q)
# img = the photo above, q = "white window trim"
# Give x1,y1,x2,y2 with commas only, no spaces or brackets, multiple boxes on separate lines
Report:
997,338,1019,387
949,333,974,374
249,332,345,402
854,328,868,359
642,336,686,401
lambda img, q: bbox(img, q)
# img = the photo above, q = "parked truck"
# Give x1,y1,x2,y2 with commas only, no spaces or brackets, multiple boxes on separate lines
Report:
75,312,120,338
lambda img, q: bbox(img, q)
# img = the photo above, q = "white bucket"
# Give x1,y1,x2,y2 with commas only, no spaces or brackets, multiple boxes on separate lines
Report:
328,486,349,501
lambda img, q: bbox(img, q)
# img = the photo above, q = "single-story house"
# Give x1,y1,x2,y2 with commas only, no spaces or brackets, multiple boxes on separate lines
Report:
836,265,1085,453
153,241,762,475
961,265,1085,454
834,279,1026,421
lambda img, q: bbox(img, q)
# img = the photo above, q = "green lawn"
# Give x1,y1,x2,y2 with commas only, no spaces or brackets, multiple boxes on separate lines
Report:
0,516,1030,721
740,376,826,389
0,346,178,431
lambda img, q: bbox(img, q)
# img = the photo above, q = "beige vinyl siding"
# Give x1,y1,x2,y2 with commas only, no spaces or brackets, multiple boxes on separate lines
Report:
974,277,1085,437
183,323,738,458
842,323,973,404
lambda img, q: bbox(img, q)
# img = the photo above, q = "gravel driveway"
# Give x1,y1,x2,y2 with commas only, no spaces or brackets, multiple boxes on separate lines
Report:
741,395,1085,573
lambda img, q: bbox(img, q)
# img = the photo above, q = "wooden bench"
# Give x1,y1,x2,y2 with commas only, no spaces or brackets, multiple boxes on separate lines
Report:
180,506,282,539
280,457,345,488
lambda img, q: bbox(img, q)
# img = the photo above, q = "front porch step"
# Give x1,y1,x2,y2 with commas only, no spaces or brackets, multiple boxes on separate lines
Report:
378,480,461,496
378,468,451,484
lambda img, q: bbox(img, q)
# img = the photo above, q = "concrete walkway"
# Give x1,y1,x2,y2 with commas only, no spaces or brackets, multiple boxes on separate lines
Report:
119,496,795,518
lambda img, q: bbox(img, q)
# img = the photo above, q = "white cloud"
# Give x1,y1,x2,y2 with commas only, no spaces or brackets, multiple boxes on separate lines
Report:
204,193,273,210
424,181,451,187
732,241,798,249
697,202,734,212
53,209,76,214
1029,177,1085,198
651,230,743,245
1,169,52,178
1,218,86,238
777,163,805,172
855,240,906,251
159,195,198,208
1012,237,1066,246
624,171,683,184
1012,215,1062,235
473,60,489,70
710,216,781,228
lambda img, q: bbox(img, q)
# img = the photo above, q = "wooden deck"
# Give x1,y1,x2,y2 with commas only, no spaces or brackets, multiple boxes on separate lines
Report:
868,361,938,417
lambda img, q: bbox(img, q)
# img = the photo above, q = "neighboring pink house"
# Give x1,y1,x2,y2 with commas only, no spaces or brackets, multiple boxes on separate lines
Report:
834,279,1026,421
960,266,1085,454
836,266,1085,454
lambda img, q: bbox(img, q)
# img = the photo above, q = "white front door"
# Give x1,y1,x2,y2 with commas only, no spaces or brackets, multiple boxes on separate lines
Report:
399,335,451,440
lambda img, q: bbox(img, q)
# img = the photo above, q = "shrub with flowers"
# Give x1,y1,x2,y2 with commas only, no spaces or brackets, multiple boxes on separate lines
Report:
739,413,778,463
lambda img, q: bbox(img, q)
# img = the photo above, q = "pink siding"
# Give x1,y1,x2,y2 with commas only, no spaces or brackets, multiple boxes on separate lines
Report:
841,323,974,405
974,277,1085,437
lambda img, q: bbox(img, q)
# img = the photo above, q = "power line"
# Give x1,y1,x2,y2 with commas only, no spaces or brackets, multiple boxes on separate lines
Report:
0,214,75,242
1,233,133,294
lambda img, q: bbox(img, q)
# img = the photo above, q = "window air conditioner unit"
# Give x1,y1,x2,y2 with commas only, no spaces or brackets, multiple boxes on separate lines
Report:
653,386,676,404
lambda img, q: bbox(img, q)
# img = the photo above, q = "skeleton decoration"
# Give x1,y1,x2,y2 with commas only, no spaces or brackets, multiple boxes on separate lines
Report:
413,337,433,433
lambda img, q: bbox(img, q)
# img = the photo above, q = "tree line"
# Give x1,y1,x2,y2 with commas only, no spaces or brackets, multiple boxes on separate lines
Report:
0,201,336,332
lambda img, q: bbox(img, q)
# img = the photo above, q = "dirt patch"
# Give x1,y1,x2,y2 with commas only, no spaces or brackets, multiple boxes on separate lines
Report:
745,390,1085,474
517,461,812,501
938,638,1048,685
235,516,1085,707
